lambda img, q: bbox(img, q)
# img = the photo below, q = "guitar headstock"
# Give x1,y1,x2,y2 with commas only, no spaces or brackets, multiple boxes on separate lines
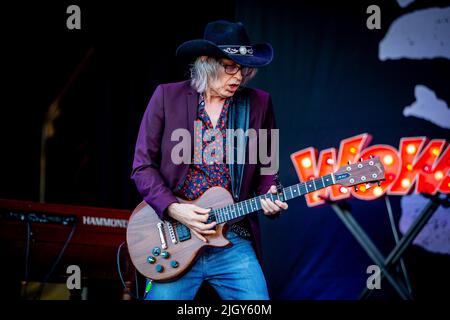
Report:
334,156,385,188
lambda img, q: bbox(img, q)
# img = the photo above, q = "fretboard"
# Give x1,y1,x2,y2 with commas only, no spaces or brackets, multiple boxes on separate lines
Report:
210,173,335,224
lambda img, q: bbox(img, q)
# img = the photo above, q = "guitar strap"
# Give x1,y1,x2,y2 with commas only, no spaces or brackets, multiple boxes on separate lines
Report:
227,88,250,202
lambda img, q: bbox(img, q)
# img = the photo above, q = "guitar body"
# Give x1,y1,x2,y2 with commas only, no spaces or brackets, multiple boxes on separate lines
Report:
126,187,234,282
126,157,385,282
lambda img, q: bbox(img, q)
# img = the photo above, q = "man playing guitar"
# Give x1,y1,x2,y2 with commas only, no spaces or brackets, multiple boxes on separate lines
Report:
131,20,287,300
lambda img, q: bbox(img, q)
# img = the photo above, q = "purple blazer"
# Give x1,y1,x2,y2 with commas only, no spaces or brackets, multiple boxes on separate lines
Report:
131,80,277,260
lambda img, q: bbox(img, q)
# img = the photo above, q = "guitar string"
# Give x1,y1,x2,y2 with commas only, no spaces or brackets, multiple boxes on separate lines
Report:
205,176,334,223
207,188,296,223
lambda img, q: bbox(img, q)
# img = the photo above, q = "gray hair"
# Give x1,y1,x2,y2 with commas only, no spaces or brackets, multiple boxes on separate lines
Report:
189,57,257,93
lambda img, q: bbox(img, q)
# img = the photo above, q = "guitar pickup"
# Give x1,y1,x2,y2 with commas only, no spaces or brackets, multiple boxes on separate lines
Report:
176,223,191,242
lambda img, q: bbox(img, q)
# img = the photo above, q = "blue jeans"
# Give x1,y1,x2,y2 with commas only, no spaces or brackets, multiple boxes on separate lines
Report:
144,231,269,300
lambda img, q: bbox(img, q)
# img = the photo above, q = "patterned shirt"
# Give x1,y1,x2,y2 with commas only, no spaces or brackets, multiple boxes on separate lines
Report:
174,94,232,200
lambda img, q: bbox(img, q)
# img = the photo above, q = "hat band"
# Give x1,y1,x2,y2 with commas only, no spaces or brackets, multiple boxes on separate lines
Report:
218,45,253,56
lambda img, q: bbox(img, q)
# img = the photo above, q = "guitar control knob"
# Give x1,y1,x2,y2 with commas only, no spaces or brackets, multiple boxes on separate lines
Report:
170,260,179,268
155,264,164,273
161,251,170,259
152,247,161,256
147,256,156,264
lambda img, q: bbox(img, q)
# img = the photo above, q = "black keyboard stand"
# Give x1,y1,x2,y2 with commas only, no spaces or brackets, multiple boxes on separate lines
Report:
323,192,448,300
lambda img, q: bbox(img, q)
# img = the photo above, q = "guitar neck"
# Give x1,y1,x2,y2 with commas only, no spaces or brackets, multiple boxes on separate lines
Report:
211,173,336,224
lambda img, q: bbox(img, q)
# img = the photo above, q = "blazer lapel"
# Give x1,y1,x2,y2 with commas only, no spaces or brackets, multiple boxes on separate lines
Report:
186,88,198,157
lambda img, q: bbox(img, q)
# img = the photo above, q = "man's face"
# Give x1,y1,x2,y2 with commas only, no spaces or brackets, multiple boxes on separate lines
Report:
208,59,243,98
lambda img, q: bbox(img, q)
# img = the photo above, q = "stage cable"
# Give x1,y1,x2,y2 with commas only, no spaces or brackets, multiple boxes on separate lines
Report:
116,241,141,300
33,221,77,300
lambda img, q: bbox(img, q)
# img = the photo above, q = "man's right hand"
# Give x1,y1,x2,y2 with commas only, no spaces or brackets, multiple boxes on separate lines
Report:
167,203,216,242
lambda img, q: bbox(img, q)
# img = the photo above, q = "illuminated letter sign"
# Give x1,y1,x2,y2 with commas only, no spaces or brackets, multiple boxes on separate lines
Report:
291,134,449,207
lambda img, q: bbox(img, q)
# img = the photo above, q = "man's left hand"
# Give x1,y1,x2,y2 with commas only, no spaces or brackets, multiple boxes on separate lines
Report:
260,185,288,215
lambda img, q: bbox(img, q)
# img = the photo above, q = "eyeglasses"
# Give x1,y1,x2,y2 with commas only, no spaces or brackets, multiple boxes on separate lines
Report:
220,62,253,77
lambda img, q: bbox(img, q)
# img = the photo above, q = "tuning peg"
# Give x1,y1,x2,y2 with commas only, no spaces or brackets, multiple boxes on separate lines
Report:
354,186,358,192
348,160,351,165
378,181,382,187
360,158,364,162
369,155,374,159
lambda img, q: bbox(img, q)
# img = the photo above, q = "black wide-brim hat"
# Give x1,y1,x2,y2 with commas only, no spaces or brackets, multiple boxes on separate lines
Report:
176,20,273,68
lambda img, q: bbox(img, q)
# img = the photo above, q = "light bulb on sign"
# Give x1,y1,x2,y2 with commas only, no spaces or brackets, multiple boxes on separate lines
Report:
383,155,394,166
401,178,411,189
431,148,440,156
373,187,383,197
406,144,416,155
434,171,444,180
301,158,312,168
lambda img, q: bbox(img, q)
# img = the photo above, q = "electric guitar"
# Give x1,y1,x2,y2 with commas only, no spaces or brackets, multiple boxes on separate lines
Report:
126,157,385,282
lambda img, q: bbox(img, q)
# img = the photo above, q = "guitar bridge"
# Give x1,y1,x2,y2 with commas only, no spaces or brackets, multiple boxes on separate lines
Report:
167,221,177,244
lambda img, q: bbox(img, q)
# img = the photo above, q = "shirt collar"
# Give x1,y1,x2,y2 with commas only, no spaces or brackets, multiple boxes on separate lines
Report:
199,93,234,108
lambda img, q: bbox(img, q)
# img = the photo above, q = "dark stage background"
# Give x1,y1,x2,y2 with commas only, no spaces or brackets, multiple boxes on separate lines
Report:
1,0,449,300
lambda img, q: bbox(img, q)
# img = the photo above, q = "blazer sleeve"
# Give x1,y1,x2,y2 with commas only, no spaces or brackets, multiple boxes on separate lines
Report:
255,94,282,220
131,84,179,219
